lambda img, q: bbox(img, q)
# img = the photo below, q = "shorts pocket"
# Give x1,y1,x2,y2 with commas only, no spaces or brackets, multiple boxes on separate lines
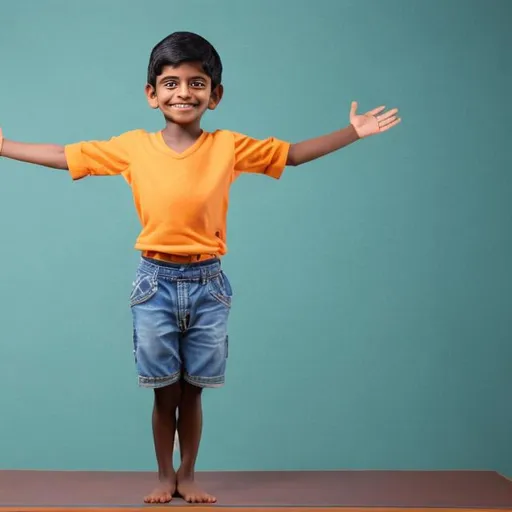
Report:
208,271,233,308
130,272,158,307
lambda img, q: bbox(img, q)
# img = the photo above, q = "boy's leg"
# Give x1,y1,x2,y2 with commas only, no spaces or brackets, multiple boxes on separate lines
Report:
176,381,214,502
145,382,181,503
129,259,183,503
177,267,232,503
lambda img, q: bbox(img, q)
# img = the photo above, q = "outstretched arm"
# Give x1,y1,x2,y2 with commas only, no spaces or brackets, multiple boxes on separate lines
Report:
286,101,400,166
0,128,68,170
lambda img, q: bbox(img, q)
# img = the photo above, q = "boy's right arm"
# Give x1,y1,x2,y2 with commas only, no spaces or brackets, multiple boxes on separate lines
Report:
0,128,68,170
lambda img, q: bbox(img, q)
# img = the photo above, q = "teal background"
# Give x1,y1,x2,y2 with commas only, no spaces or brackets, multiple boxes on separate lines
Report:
0,0,510,476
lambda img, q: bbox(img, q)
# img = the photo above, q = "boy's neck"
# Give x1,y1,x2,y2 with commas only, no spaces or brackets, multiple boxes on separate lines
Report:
162,121,203,143
160,121,204,154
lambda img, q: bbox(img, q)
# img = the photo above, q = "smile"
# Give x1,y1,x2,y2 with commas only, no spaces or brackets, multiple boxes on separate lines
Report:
170,104,197,109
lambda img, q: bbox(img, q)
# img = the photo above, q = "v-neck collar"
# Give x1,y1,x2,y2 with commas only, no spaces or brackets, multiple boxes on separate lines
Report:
155,130,209,159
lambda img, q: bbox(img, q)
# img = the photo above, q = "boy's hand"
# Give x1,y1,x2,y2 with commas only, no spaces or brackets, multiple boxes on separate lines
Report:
349,101,401,138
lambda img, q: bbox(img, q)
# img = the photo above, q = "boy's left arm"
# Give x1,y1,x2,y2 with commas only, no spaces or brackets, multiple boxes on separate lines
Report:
286,101,400,166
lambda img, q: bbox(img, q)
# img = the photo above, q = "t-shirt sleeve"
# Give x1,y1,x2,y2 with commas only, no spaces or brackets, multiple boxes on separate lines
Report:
64,131,135,181
232,132,290,180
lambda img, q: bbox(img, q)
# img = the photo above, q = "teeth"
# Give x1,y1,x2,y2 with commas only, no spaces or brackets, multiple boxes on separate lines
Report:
172,104,195,109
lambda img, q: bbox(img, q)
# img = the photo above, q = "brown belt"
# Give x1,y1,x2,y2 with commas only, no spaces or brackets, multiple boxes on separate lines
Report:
143,251,218,264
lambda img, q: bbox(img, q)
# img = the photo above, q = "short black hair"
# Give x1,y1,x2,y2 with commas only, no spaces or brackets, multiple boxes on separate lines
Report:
147,31,222,89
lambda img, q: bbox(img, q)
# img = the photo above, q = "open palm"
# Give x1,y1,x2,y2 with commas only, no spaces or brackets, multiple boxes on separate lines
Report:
350,101,401,138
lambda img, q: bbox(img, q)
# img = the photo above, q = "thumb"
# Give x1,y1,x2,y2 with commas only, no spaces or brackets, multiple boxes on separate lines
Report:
350,101,358,118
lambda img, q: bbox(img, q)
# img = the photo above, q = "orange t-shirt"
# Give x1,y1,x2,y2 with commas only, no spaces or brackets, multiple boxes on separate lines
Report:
64,129,290,257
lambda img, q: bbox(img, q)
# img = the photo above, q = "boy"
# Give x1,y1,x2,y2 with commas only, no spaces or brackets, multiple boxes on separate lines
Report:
0,31,400,504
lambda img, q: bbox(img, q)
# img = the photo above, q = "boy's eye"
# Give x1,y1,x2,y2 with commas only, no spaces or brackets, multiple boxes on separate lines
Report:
190,81,205,88
164,81,177,88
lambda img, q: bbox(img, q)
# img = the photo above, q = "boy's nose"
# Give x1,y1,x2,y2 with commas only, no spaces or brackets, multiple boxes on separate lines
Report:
177,83,191,98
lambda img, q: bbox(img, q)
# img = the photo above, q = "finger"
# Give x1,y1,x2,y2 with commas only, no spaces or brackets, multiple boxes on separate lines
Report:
379,115,398,127
380,118,401,131
377,108,399,121
350,101,358,117
367,105,386,116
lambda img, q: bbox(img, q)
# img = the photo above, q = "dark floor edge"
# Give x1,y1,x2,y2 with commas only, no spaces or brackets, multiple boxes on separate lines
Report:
2,506,512,510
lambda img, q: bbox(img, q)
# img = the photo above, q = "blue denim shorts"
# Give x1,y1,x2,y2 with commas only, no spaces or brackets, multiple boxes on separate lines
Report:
130,256,232,389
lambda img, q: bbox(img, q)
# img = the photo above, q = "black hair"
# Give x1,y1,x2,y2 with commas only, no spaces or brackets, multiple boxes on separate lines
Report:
147,31,222,89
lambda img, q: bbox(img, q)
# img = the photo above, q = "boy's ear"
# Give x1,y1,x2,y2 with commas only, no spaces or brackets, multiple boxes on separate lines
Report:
145,84,159,109
208,84,224,110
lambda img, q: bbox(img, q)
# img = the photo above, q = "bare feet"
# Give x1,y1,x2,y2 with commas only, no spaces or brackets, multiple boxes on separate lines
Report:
177,471,216,504
144,475,176,504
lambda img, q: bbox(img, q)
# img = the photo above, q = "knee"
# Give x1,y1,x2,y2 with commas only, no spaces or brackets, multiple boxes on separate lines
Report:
154,382,182,412
181,381,203,404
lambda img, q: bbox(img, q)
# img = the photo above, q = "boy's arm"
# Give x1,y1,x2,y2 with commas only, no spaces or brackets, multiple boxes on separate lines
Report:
0,127,131,178
0,128,68,169
0,140,68,170
286,101,400,166
0,128,68,170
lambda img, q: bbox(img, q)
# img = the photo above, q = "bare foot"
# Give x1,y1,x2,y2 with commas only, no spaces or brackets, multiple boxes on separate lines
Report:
177,472,216,504
144,475,176,504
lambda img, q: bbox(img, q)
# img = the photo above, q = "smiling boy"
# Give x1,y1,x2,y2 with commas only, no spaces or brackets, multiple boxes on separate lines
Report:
0,31,400,504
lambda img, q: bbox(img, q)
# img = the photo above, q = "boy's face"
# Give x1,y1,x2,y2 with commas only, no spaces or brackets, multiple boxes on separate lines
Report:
145,61,223,126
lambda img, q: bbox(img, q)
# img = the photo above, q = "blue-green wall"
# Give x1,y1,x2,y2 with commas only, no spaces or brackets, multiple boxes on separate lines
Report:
0,0,510,476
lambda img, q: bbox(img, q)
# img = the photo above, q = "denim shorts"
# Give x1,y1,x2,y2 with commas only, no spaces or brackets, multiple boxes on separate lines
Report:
130,256,232,389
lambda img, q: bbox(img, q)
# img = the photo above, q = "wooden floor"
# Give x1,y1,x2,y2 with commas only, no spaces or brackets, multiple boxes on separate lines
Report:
0,470,511,511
